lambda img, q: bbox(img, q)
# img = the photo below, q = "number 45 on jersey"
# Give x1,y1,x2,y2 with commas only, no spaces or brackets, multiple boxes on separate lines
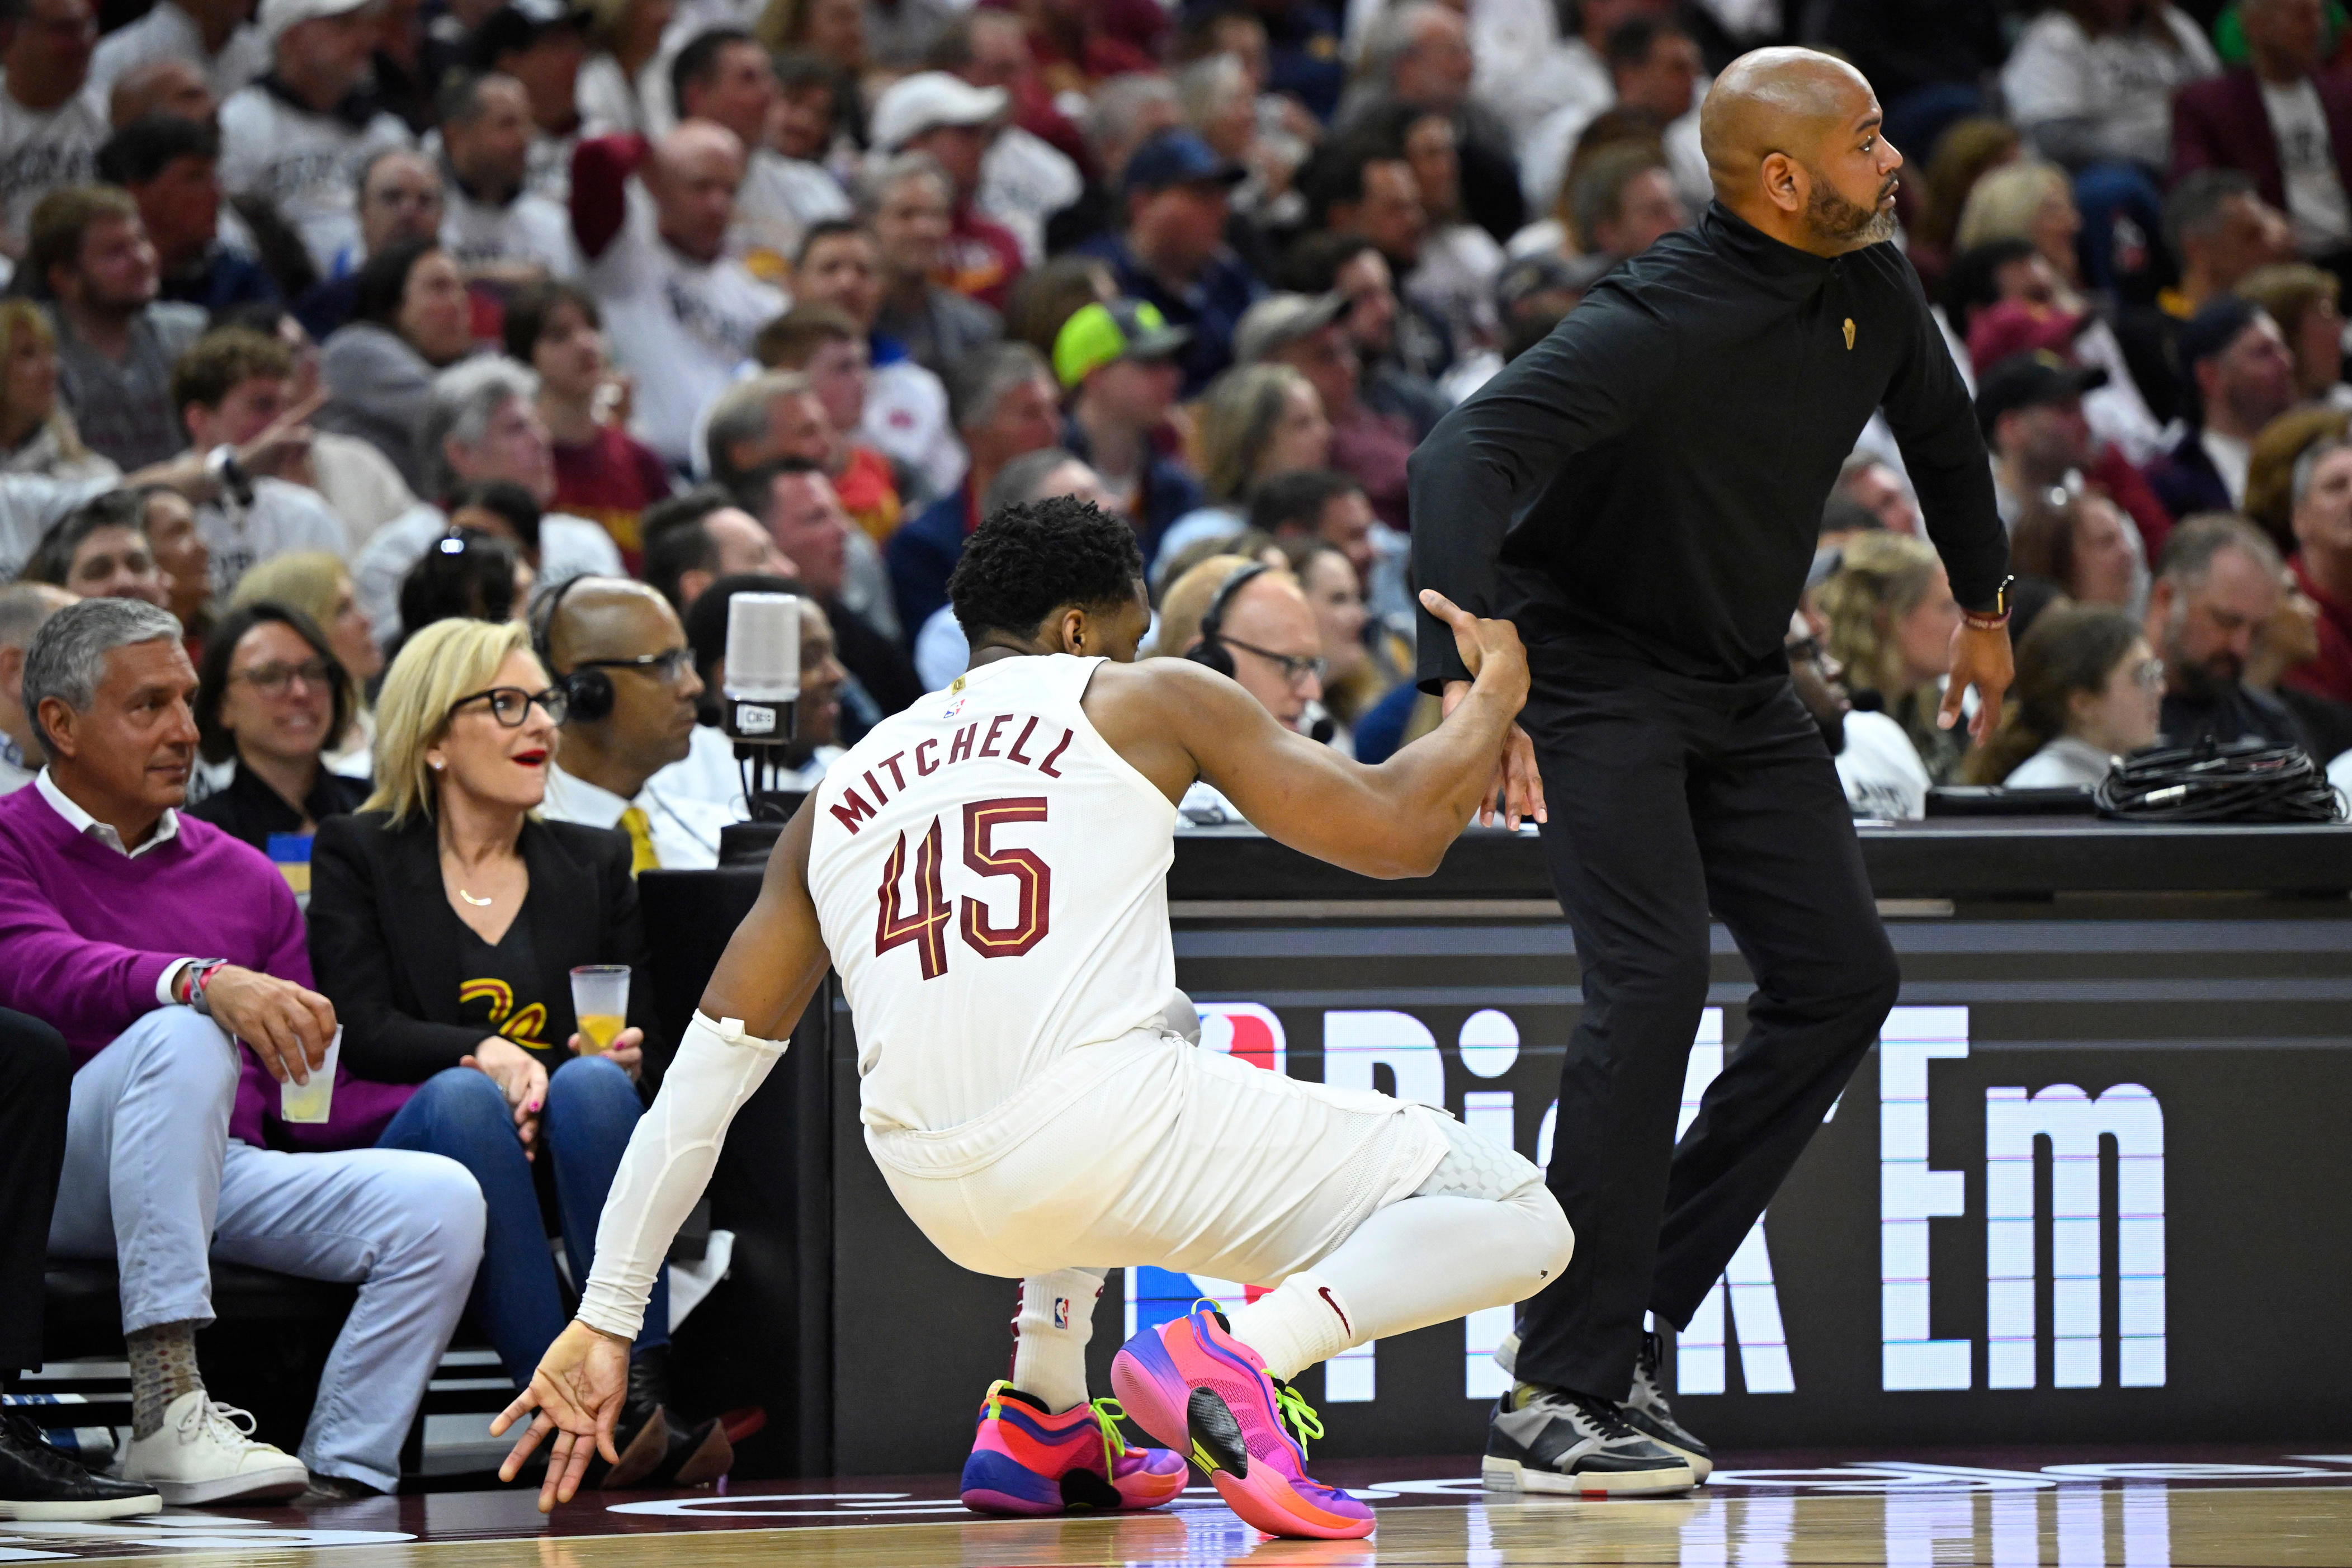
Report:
876,797,1051,978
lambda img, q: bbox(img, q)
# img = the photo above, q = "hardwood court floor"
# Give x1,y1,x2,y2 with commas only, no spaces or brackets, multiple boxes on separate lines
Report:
17,1449,2352,1567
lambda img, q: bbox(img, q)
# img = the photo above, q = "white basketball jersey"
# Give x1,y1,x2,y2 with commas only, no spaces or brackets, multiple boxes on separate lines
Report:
807,655,1178,1134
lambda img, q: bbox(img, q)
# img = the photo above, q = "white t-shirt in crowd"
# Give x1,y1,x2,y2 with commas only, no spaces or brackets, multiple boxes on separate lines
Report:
2200,427,2252,508
199,479,351,596
2261,77,2352,251
588,182,786,466
217,83,415,279
354,502,626,640
541,759,738,871
862,355,963,504
526,129,581,203
731,150,852,286
442,183,582,278
0,473,111,580
2000,6,2217,168
308,430,417,551
0,76,108,247
89,1,268,102
978,126,1082,267
1835,709,1931,822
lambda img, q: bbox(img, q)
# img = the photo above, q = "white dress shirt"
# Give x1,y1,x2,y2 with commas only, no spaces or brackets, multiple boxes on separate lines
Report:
541,759,736,871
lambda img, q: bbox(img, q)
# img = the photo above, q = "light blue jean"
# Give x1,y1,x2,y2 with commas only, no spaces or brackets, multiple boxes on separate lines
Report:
376,1057,670,1388
47,1008,485,1492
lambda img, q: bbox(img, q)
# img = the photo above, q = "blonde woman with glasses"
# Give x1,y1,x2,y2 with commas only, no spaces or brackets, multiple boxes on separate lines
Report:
298,618,731,1492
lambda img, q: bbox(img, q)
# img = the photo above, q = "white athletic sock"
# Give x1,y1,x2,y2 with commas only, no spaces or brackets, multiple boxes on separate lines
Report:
1226,1271,1359,1383
1009,1268,1106,1414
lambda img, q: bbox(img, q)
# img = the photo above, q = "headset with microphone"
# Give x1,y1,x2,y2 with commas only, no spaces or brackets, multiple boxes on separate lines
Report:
1183,561,1272,679
531,573,617,723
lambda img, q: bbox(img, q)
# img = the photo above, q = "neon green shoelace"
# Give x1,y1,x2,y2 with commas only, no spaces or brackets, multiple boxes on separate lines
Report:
1089,1397,1133,1473
1273,1382,1324,1461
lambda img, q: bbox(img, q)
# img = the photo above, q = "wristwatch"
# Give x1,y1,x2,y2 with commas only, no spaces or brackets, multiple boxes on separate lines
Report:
204,445,254,508
1962,575,2015,632
179,958,229,1016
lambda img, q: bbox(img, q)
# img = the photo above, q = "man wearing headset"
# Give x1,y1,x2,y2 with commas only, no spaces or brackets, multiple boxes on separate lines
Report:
536,575,740,871
1170,556,1328,734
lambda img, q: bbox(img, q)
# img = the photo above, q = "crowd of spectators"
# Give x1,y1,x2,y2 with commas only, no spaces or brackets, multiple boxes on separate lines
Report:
11,0,2352,1520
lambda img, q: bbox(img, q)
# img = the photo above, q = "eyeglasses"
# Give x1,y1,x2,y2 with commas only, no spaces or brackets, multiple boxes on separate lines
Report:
2131,657,2166,692
233,658,333,696
572,647,696,684
448,685,569,726
1222,636,1328,687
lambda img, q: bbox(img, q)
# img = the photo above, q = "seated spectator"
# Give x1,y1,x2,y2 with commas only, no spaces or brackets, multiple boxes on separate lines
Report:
0,0,109,249
2242,400,2347,550
870,70,1040,306
17,491,171,606
1966,603,2160,786
787,219,965,503
2146,511,2310,752
96,115,281,317
2285,432,2352,707
2012,486,2148,613
136,488,212,652
354,358,624,640
1216,0,1342,126
2244,549,2352,761
1078,128,1259,396
1381,102,1500,369
1287,233,1451,434
1149,555,1326,811
172,327,349,594
318,238,478,492
537,576,736,868
765,48,851,173
290,141,447,342
1298,137,1430,312
886,341,1061,634
2170,0,2352,269
772,459,923,721
466,0,591,203
1041,69,1182,254
1834,455,1921,537
863,151,1005,379
2119,170,2293,423
30,186,207,472
670,30,848,282
88,0,266,103
640,484,795,615
217,0,414,278
394,523,528,648
103,58,216,135
1342,2,1521,243
2143,298,2301,518
1052,297,1201,561
1521,10,1703,226
502,281,671,570
1999,0,2213,170
0,582,72,792
1,596,480,1501
229,550,381,776
673,570,847,794
1273,533,1400,752
1817,531,1968,785
186,601,369,847
437,70,579,285
753,306,905,545
1907,115,2025,288
2236,262,2348,407
1155,360,1331,573
1003,252,1118,360
1236,292,1416,531
1176,49,1298,261
1954,162,2088,311
573,122,786,467
0,299,117,484
1977,348,2107,525
219,303,419,547
1558,142,1687,272
1783,609,1934,820
304,615,727,1486
1251,466,1376,587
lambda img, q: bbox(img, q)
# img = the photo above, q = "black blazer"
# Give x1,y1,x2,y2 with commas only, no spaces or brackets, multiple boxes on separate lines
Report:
307,810,664,1089
187,762,371,851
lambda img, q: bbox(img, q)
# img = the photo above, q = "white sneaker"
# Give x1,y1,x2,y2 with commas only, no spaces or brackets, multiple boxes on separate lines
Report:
122,1392,310,1505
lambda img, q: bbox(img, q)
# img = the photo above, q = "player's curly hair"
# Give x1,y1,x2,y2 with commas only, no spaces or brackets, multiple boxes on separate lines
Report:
948,495,1145,641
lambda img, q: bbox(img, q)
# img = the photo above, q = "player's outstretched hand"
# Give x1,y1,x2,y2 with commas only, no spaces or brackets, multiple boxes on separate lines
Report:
492,1319,630,1512
1942,620,2014,745
1427,589,1546,831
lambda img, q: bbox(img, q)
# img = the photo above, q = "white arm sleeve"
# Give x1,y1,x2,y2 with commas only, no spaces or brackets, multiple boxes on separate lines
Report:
574,1010,788,1340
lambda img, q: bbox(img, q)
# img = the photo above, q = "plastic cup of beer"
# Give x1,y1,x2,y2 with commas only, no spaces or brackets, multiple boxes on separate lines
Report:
571,966,630,1054
280,1025,341,1124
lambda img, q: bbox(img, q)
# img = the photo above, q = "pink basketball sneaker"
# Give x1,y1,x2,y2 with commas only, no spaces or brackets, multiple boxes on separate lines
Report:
1109,1303,1375,1540
958,1381,1187,1515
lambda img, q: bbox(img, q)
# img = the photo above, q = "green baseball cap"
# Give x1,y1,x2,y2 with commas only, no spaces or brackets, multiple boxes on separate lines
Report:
1052,299,1193,389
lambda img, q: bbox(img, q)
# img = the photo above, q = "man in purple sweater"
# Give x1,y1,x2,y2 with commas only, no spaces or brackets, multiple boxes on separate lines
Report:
0,598,485,1505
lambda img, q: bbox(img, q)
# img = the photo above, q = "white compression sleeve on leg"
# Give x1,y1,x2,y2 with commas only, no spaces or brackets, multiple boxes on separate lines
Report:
1009,1268,1109,1412
574,1011,787,1341
1231,1111,1574,1379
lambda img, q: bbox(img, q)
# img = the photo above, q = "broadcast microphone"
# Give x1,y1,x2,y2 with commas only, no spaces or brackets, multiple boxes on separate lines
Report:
724,593,801,820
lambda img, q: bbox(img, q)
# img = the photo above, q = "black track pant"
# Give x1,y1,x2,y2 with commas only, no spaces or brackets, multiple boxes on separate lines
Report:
1510,650,1900,1401
0,1008,71,1379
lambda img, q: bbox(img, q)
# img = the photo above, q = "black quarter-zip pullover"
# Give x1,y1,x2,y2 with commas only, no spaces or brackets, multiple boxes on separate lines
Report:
1410,202,2010,689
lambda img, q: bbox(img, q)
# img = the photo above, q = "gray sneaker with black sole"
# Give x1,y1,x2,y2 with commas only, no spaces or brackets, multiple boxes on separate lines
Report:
1481,1386,1697,1497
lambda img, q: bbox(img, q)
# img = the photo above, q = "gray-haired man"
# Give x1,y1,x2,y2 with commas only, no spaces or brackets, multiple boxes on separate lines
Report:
0,583,74,795
0,598,484,1503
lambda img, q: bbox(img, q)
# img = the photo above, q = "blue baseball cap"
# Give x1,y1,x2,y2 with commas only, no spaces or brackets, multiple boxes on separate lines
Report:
1122,129,1246,198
